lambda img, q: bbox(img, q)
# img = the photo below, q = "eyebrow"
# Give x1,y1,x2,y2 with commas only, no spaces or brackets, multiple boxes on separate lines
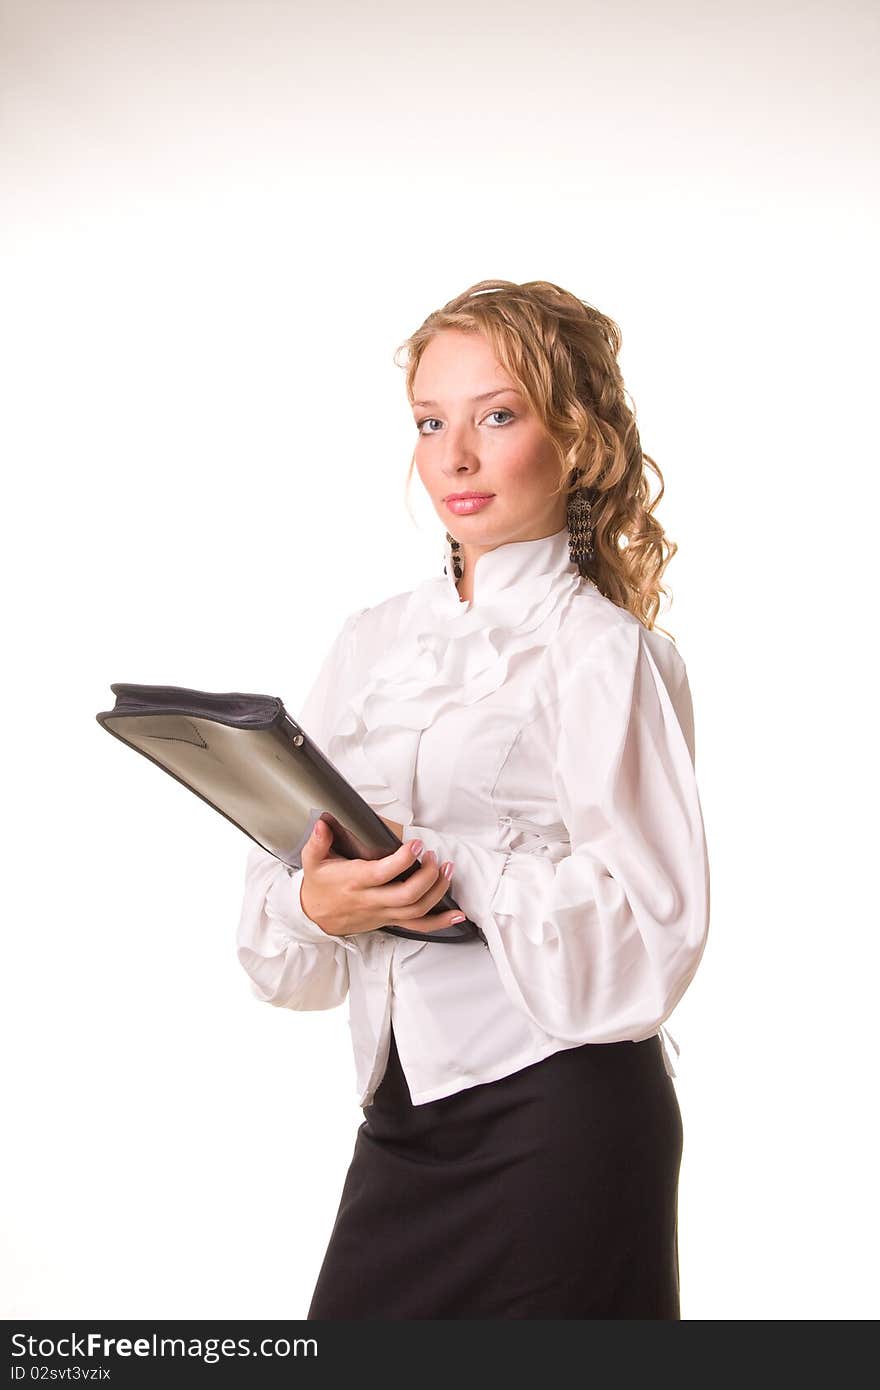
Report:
411,388,522,409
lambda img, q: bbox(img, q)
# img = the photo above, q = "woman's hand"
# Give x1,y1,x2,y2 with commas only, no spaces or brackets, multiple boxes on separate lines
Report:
298,819,460,939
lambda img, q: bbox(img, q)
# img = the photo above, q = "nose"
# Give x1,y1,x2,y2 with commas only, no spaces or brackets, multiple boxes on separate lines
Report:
438,420,482,477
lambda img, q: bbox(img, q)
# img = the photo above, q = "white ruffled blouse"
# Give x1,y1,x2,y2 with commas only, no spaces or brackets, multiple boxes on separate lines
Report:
236,525,710,1106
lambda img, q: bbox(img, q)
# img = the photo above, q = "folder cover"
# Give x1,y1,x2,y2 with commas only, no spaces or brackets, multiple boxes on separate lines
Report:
96,683,483,945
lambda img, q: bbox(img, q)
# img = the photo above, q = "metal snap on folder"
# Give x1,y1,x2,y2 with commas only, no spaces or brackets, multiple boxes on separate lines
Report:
96,682,483,945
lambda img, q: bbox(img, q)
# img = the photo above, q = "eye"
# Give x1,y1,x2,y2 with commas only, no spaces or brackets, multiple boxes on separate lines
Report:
415,408,515,435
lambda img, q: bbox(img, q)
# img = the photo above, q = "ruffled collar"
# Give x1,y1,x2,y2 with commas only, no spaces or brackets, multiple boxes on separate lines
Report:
326,525,588,828
440,524,575,612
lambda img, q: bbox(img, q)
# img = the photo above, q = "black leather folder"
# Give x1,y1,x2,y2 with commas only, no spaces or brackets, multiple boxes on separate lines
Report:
96,683,483,945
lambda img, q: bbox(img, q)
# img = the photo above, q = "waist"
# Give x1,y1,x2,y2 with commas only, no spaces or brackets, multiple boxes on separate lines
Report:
370,1018,670,1121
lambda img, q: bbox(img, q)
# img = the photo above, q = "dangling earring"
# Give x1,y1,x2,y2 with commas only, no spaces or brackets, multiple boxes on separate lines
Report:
566,478,594,567
444,531,464,582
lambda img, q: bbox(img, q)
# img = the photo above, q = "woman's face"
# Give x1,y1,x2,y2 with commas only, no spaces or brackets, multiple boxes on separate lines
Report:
411,329,568,554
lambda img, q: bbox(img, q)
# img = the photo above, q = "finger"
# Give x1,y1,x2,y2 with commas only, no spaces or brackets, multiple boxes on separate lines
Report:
301,819,333,866
366,837,429,887
403,862,458,917
371,851,455,916
404,908,469,934
378,847,446,904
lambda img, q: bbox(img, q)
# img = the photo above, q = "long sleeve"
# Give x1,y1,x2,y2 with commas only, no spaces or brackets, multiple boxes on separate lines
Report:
403,620,711,1044
236,606,368,1011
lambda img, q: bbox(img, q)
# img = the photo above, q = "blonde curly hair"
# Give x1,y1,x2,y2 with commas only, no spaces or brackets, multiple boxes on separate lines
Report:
395,278,678,638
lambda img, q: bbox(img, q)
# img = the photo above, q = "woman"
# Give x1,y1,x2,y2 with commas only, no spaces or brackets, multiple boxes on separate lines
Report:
236,278,711,1319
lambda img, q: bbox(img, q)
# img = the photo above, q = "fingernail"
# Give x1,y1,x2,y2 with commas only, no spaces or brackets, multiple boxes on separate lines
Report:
442,862,454,880
409,839,423,856
450,913,466,924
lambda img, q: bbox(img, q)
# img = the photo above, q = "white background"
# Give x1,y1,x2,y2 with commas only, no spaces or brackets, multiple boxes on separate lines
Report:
2,0,877,1320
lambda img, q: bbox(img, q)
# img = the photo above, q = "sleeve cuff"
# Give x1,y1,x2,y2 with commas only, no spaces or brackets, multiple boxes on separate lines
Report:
265,863,359,955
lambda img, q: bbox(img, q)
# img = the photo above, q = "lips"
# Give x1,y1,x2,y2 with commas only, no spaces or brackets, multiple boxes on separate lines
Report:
445,493,494,502
445,494,496,515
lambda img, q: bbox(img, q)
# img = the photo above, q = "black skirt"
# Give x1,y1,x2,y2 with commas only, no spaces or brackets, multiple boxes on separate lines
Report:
307,1020,684,1320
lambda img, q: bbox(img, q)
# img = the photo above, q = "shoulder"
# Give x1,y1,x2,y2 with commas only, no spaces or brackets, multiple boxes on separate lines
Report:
549,581,687,695
340,585,420,651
